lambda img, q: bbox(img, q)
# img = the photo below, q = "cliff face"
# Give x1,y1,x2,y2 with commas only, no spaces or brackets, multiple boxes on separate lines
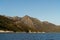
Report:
0,15,60,32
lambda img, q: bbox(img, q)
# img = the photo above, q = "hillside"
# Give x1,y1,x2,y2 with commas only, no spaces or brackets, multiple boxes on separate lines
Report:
0,15,60,32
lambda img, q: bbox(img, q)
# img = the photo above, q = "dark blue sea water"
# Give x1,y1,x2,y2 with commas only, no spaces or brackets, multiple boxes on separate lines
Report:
0,33,60,40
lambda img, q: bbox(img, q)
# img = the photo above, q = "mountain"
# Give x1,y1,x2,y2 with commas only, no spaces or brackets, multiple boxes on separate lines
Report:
0,15,22,32
0,15,60,32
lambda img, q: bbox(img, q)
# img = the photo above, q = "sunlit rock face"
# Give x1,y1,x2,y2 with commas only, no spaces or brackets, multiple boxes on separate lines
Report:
21,15,34,27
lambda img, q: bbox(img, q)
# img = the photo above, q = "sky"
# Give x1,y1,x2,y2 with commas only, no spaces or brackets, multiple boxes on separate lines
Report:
0,0,60,25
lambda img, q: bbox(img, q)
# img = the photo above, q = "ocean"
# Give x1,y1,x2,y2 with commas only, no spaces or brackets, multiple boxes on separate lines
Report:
0,33,60,40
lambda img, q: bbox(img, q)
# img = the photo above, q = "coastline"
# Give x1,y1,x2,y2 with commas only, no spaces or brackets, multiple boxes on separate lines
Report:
0,30,46,33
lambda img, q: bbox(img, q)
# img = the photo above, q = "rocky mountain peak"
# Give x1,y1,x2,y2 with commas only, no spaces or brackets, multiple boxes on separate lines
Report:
24,15,30,17
23,15,30,19
20,15,35,28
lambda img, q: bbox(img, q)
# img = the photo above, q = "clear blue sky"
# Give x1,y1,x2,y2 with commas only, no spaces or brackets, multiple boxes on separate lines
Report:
0,0,60,25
